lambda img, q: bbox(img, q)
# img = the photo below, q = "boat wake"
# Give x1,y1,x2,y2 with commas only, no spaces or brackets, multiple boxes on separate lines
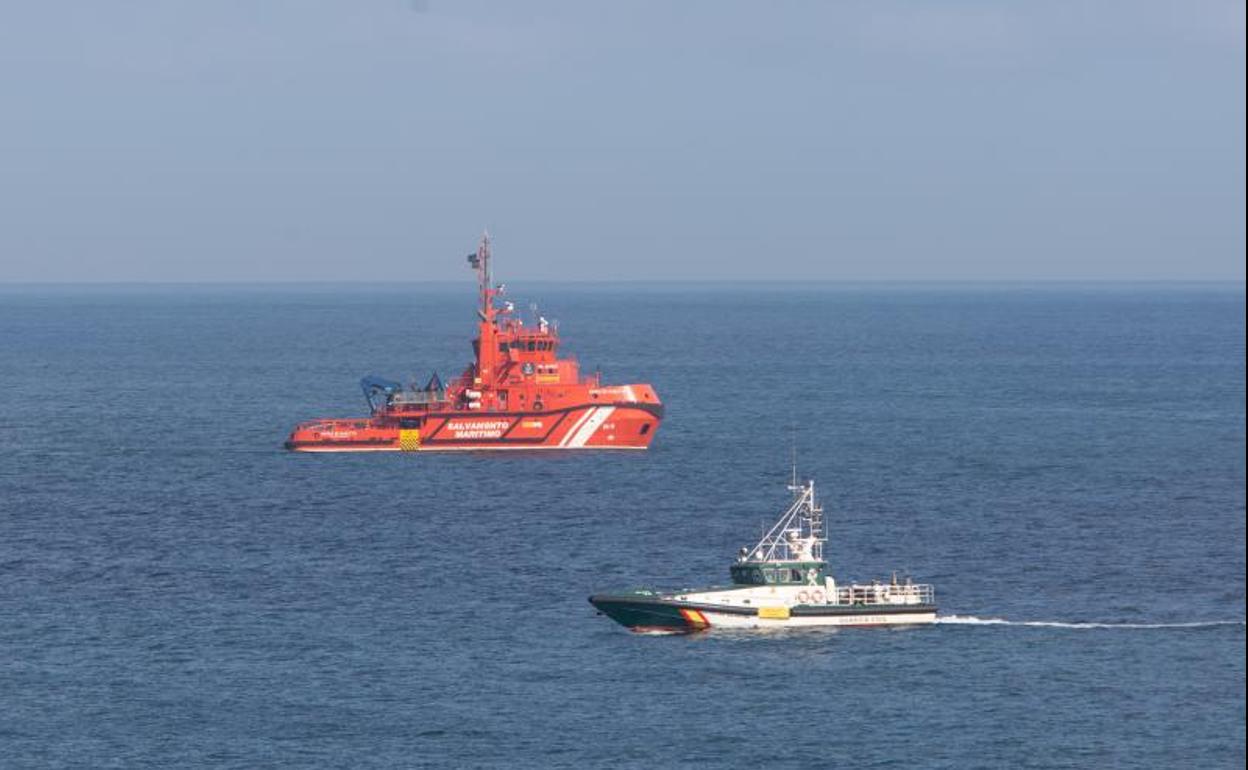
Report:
936,615,1245,630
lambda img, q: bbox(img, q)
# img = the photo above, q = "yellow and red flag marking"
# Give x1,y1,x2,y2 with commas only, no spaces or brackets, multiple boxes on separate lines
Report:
679,608,710,629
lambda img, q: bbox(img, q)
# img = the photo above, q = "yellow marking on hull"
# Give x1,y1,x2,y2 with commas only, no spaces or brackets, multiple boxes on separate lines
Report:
757,606,791,620
399,429,421,451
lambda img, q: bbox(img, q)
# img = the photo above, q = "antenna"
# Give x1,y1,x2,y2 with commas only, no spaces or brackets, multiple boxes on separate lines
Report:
480,229,491,278
469,230,493,319
788,422,798,491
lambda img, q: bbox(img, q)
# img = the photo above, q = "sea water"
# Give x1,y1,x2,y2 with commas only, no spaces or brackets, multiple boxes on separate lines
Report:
1,283,1243,768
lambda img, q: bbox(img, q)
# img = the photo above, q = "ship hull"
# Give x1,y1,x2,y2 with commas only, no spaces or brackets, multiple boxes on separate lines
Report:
589,594,937,634
285,402,662,453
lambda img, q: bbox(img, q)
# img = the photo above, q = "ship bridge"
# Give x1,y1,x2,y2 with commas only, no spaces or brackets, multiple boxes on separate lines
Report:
730,560,826,586
730,479,828,586
497,323,560,362
482,312,587,390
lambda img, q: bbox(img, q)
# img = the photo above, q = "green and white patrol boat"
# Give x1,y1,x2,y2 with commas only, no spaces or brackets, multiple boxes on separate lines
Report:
589,477,936,633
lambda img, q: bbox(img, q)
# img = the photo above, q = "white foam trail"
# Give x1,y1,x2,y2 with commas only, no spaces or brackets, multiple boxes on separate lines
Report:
936,615,1245,630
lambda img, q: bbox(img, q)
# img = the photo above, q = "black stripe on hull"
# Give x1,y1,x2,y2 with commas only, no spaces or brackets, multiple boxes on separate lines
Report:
589,593,937,631
421,402,661,445
284,438,394,450
286,402,661,451
423,405,573,444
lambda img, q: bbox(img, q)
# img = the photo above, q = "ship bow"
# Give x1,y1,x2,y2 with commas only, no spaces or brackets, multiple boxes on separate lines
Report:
589,594,708,634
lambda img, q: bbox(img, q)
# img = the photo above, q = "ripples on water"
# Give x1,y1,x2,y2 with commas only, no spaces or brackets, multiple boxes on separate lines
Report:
0,284,1244,767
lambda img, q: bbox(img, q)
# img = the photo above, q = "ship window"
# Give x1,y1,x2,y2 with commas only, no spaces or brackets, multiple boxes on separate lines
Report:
400,419,420,428
763,569,777,583
527,341,536,351
791,569,804,582
639,423,651,435
752,569,764,584
499,343,507,353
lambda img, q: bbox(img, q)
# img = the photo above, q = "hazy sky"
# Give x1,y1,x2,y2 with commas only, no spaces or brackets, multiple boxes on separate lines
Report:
1,1,1243,282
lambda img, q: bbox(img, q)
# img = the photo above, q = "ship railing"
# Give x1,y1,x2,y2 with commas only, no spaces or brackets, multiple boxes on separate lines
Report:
436,376,475,392
831,583,934,606
390,389,451,405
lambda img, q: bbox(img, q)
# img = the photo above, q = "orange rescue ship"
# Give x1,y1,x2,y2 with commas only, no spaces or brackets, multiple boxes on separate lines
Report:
285,234,663,452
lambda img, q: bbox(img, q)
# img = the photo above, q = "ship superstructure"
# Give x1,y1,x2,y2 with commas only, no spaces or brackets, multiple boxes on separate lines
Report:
285,234,663,452
590,477,936,633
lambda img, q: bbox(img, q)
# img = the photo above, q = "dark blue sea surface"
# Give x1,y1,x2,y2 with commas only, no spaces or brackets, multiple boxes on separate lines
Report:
1,283,1244,768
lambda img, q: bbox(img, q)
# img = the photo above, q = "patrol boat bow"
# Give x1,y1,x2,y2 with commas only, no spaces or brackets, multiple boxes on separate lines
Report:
590,478,936,633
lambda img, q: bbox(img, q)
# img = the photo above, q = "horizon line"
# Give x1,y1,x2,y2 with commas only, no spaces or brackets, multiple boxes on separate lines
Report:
1,278,1244,288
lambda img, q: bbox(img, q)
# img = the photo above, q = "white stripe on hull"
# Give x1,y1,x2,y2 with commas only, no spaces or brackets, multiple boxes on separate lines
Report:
557,407,597,447
700,610,937,629
288,446,399,453
566,406,615,448
291,443,649,453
